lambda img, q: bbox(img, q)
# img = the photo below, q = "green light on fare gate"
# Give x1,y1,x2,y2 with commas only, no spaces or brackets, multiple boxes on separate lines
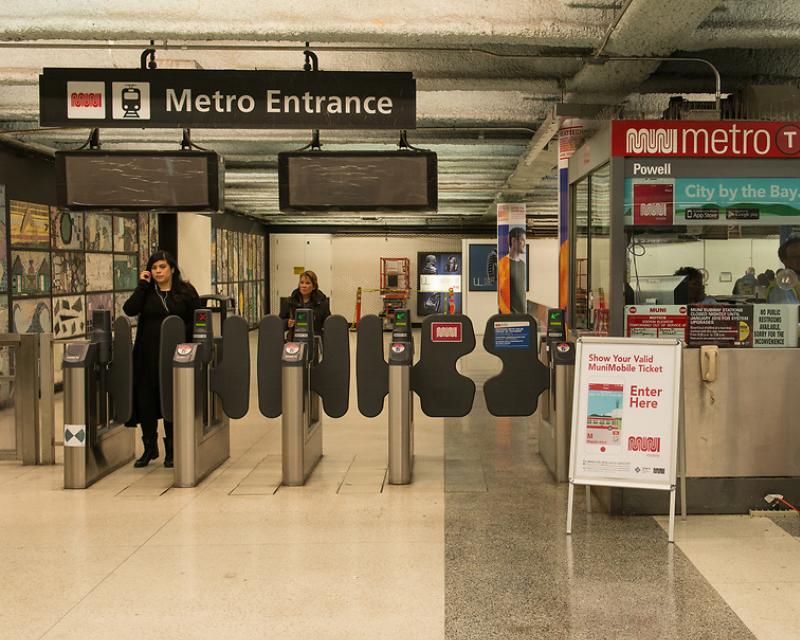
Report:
395,310,407,327
295,311,308,326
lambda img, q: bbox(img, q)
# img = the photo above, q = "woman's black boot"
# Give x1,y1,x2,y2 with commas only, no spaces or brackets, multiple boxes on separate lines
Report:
134,437,159,468
163,437,174,468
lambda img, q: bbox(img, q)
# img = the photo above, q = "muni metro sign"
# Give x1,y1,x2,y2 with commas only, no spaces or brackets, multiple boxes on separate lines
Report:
40,68,416,129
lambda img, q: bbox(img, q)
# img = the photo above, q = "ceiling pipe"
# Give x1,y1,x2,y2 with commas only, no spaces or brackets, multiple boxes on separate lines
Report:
0,40,587,60
592,55,722,109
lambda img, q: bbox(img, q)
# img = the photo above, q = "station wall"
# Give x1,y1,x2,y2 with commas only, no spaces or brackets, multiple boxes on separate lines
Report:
270,233,561,325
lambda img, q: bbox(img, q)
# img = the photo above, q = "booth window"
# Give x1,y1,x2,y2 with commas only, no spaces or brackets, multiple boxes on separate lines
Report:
571,163,610,332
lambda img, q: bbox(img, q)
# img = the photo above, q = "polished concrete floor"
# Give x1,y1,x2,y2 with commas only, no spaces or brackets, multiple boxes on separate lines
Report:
0,333,797,639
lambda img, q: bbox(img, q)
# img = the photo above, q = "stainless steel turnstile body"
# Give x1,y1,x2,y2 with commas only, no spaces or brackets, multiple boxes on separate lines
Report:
63,342,135,489
172,343,230,488
538,341,575,482
387,353,414,485
281,342,322,486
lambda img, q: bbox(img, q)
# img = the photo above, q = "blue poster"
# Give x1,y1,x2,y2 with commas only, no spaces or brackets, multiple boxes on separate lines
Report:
494,320,531,349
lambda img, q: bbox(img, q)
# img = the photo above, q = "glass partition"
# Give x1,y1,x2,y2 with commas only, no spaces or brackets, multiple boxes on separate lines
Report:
570,162,611,333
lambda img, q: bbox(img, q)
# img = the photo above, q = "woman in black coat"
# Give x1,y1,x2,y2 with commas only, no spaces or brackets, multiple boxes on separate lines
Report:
279,270,331,337
123,250,201,468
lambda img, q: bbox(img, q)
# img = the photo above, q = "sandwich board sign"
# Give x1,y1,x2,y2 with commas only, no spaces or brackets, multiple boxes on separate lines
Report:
566,336,683,542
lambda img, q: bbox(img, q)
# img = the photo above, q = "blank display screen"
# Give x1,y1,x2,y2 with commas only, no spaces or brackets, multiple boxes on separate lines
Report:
279,151,437,211
58,152,221,210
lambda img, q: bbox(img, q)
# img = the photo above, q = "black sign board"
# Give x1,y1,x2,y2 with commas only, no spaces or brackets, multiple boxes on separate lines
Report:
279,151,437,212
687,305,753,348
55,150,223,211
40,68,416,129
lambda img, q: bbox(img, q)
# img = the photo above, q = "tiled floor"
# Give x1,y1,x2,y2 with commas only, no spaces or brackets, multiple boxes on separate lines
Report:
0,333,796,639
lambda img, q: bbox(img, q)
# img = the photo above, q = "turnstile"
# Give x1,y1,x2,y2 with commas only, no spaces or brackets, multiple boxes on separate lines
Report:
357,313,477,484
63,310,134,489
258,308,350,486
357,312,550,485
538,339,575,482
535,308,575,482
163,298,250,488
386,310,414,484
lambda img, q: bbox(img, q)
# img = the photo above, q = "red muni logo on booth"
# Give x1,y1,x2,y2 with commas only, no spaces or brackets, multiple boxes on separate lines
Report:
431,322,462,343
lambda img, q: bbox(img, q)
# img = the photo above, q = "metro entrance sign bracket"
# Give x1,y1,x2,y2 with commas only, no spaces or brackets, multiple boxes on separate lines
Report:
40,68,416,129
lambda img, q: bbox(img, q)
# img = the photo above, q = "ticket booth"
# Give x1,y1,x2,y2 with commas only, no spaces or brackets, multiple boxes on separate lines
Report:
568,120,800,514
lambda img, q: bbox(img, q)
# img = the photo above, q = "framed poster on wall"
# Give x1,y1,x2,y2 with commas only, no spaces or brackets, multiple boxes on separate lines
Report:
417,251,462,316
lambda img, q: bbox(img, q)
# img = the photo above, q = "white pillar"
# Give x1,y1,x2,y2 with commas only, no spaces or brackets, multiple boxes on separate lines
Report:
177,214,212,296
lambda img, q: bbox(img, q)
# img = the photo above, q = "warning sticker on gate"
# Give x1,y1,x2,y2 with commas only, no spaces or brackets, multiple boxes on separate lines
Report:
64,424,86,447
493,320,531,349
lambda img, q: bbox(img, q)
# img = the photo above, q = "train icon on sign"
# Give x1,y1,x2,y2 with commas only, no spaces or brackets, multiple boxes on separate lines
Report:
121,85,141,118
112,82,151,120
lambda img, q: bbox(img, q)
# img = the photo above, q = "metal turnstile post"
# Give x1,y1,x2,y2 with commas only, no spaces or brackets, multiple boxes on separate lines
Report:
172,339,230,489
173,359,200,488
281,342,322,486
63,357,89,488
387,363,413,485
539,341,575,482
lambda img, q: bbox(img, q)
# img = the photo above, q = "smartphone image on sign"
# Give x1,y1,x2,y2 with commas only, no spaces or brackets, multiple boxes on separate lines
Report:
585,383,624,450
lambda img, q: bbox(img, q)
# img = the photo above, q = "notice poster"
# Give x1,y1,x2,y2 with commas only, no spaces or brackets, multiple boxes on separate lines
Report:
496,203,527,313
493,320,531,349
687,305,753,348
570,337,681,489
752,304,798,348
417,252,462,316
624,305,687,340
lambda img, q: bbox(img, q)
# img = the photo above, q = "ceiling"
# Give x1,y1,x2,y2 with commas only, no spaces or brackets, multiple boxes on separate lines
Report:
0,0,799,232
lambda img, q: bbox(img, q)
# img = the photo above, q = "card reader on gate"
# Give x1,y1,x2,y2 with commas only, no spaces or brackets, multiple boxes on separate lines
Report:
192,308,214,364
388,309,413,365
289,308,315,361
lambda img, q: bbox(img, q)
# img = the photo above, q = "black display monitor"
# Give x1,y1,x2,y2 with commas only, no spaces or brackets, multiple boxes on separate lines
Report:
278,150,437,212
55,150,224,211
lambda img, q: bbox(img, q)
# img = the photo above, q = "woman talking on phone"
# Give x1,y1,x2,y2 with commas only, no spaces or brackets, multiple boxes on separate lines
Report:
123,251,201,468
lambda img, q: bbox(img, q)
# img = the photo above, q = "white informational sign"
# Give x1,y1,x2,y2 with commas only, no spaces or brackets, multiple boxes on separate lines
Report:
566,337,683,542
419,274,462,293
752,304,798,348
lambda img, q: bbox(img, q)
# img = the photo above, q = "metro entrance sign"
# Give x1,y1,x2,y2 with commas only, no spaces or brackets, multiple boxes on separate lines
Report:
40,68,416,129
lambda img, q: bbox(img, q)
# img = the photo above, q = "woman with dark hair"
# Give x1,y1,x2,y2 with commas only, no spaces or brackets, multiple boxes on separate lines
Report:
123,250,201,468
280,269,330,337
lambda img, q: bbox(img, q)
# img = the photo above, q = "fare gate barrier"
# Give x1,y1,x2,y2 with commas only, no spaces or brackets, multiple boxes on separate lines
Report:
357,310,415,484
161,296,250,488
537,308,575,482
63,311,134,489
358,313,550,484
258,309,350,486
0,332,56,465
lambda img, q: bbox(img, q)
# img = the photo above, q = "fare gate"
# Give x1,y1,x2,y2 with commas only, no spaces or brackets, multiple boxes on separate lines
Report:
357,313,550,484
258,309,350,486
161,297,250,488
62,311,134,489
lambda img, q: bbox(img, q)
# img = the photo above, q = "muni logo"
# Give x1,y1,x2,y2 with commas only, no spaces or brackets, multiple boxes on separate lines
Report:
66,81,106,119
628,436,661,453
431,322,462,343
626,128,678,154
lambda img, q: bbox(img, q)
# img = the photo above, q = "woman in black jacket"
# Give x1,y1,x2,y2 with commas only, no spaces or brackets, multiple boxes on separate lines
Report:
123,250,201,468
280,270,331,337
